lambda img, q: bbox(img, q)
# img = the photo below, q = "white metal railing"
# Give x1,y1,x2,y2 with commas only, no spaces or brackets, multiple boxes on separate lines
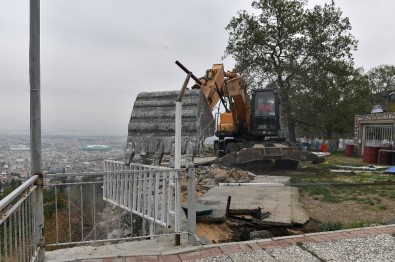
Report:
364,125,394,147
0,175,44,262
0,161,184,257
44,172,108,247
103,160,181,232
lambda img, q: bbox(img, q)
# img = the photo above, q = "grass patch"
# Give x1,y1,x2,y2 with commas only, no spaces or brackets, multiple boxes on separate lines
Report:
319,221,343,231
345,220,382,229
361,203,388,212
292,154,395,206
303,186,343,203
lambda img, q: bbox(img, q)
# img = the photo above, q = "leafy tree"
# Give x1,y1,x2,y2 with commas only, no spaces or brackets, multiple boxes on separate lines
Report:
9,172,21,178
367,65,395,94
295,62,370,137
224,0,358,141
0,178,21,200
366,65,395,111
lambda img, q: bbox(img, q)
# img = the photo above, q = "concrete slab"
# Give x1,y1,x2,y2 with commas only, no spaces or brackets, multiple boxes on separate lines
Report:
45,234,191,261
197,175,309,226
193,157,218,166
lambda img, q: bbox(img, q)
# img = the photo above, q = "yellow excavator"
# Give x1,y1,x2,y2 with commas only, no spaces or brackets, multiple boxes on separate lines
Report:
125,61,319,168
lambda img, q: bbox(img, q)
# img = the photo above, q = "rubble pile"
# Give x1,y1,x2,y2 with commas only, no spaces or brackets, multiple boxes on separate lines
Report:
181,164,255,199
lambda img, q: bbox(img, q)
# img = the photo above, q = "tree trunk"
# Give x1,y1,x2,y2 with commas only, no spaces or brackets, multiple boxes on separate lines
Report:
287,119,297,142
278,81,297,142
325,129,332,140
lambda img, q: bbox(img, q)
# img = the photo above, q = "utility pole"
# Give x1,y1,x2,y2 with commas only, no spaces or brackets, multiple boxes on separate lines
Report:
30,0,45,260
30,0,41,174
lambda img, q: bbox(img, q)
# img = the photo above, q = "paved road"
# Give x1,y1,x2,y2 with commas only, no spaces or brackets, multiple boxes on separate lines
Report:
46,224,395,261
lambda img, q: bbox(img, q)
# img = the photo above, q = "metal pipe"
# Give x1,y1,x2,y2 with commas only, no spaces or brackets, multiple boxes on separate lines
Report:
14,213,18,262
219,182,285,187
44,169,182,178
80,184,84,241
0,175,38,210
175,60,202,86
187,167,197,246
55,186,59,243
4,221,8,261
176,72,191,102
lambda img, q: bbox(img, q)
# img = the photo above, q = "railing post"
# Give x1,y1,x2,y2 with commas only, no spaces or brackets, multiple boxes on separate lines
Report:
187,165,197,245
174,98,182,246
174,72,191,246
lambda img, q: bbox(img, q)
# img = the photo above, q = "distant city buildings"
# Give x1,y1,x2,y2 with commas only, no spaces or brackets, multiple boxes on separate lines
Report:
10,144,30,151
0,135,125,185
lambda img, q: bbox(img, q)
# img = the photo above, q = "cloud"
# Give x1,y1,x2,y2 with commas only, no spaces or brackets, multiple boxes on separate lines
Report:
1,0,395,136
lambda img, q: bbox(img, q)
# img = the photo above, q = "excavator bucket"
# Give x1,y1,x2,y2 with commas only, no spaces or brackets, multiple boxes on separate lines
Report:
125,89,215,165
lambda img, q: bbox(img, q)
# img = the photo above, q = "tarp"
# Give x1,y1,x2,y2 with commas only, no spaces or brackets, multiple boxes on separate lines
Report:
385,166,395,173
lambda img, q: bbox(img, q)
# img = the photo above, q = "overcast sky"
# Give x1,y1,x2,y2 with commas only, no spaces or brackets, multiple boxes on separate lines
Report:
1,1,394,136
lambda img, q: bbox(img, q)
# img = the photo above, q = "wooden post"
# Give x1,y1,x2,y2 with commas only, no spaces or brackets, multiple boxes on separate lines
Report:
30,0,45,260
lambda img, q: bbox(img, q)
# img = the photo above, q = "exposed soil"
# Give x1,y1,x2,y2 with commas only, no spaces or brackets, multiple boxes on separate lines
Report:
300,195,395,226
196,222,234,243
196,220,294,244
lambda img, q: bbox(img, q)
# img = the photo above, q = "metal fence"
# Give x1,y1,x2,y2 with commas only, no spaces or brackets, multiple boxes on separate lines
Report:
44,172,108,247
364,125,394,147
41,161,182,248
103,161,182,235
0,175,44,262
0,161,184,260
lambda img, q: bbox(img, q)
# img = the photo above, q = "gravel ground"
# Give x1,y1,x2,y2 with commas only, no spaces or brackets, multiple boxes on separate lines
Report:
194,234,395,261
267,245,320,262
305,234,395,262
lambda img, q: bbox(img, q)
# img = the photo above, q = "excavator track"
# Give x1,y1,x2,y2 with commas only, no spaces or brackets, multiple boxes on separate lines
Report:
125,89,214,165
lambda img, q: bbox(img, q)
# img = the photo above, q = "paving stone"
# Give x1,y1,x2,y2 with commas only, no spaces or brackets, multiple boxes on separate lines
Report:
267,245,320,262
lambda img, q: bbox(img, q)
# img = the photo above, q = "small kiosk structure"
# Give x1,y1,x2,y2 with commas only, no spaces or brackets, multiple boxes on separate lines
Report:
354,93,395,164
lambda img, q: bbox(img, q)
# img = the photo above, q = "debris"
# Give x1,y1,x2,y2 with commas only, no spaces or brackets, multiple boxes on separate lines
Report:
219,182,285,187
330,165,389,173
330,170,373,173
182,203,213,217
225,196,270,220
228,213,272,227
336,165,388,170
229,207,271,220
311,152,331,157
193,157,217,166
197,236,213,245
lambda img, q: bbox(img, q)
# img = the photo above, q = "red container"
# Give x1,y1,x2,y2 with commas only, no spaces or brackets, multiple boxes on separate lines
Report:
379,147,391,165
363,146,379,164
345,144,354,157
320,144,329,152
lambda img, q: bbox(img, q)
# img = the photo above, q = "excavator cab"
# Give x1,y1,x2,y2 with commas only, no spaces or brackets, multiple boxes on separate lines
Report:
251,89,280,139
